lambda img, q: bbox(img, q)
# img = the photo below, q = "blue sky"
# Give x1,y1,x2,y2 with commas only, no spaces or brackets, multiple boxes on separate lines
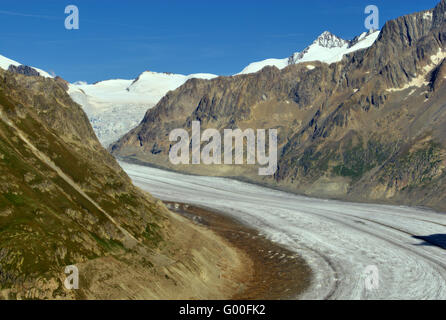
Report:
0,0,440,83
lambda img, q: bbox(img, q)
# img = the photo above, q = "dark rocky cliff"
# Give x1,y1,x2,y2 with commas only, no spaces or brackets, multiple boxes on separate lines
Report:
7,65,41,77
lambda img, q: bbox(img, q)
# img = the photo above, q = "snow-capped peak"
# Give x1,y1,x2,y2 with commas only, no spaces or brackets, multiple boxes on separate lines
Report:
238,30,380,75
314,31,349,49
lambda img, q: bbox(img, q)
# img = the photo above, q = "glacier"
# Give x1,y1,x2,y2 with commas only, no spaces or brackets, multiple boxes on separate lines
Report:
121,161,446,300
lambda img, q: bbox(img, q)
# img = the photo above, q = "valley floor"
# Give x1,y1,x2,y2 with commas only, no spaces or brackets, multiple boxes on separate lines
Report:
120,161,446,300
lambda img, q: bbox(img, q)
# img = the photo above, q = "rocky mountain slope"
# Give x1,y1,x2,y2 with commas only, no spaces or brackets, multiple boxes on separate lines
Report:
111,0,446,212
0,69,247,299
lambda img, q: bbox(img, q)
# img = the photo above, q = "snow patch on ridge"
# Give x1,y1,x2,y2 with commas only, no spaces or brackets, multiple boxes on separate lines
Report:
387,74,429,92
423,11,433,20
237,58,289,75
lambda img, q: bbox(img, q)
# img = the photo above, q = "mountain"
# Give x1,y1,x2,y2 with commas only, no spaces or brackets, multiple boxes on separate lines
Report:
0,54,218,147
237,30,380,74
0,68,245,299
111,0,446,213
67,31,379,147
68,71,217,146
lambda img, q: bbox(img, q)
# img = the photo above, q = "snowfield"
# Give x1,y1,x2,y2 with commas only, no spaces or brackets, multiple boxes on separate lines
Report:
120,162,446,300
68,72,217,146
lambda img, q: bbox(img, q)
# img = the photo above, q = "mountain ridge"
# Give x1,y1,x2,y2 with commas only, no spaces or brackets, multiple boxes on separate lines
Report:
238,30,380,75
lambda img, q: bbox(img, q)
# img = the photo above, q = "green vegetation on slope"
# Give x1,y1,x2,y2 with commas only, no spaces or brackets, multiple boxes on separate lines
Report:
0,70,166,298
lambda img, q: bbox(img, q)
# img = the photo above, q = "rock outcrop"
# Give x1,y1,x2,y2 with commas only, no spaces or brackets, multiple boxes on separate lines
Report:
7,65,40,77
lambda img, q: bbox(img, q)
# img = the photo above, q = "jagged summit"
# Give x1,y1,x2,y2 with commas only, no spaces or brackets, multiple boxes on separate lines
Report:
314,31,348,49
